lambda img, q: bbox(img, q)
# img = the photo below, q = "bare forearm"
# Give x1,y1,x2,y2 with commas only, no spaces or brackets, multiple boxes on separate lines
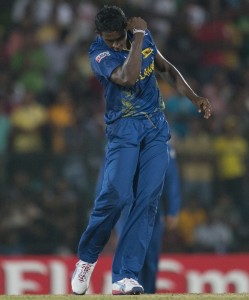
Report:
155,52,198,100
167,63,198,101
168,64,211,118
110,16,147,87
155,49,212,119
121,33,144,86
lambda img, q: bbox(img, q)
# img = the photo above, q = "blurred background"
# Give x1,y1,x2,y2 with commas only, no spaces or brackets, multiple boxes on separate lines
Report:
0,0,248,257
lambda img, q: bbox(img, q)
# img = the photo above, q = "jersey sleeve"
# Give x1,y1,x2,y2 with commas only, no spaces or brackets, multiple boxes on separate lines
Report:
90,50,122,80
146,30,158,55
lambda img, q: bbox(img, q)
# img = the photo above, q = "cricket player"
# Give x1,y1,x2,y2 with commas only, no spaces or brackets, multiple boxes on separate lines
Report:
71,5,211,295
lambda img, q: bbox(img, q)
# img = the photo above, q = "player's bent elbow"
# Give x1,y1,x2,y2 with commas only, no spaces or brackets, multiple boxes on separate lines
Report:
123,81,136,87
111,69,138,87
120,77,137,87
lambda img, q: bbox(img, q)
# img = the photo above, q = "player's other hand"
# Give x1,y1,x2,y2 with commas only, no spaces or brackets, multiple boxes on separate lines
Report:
127,17,147,32
165,215,178,231
192,96,212,119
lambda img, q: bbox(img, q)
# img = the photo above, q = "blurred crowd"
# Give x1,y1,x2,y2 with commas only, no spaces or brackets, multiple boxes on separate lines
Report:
0,0,248,255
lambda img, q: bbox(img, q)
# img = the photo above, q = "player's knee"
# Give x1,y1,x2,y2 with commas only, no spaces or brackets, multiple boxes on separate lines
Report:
95,180,132,214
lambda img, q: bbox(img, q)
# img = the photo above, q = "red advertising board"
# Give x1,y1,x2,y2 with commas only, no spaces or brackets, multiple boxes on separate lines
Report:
0,254,248,294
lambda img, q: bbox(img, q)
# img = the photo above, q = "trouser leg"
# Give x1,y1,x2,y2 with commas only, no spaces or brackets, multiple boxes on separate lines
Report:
139,209,163,293
112,128,169,282
78,144,139,263
116,189,163,293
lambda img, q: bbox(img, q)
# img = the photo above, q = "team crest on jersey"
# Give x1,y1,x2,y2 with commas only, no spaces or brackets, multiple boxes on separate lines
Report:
96,51,110,63
142,47,153,59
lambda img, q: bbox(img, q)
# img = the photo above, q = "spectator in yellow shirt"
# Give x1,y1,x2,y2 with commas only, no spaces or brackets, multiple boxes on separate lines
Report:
213,115,248,209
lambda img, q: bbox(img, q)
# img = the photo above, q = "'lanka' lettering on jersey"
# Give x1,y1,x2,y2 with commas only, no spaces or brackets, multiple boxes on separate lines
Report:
89,30,165,124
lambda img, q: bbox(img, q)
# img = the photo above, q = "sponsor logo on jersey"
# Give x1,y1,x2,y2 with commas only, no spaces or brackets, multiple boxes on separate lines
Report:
139,61,154,80
142,47,153,59
96,51,110,63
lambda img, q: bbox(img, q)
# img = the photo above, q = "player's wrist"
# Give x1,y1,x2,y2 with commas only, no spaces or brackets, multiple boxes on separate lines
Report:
132,28,146,35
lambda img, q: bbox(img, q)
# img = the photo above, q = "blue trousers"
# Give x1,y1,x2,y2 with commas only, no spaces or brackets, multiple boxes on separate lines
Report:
115,205,162,293
78,113,170,283
115,144,181,293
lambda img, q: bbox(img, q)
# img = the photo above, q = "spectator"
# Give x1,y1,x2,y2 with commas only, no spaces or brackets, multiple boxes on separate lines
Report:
10,30,48,94
212,193,242,235
194,210,235,254
0,99,11,187
10,91,48,153
202,70,234,133
165,86,199,138
213,115,248,210
43,28,74,90
176,117,215,207
176,196,207,252
0,100,11,154
47,88,75,153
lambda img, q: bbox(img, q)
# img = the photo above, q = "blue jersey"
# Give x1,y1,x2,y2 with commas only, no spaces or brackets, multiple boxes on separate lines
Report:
89,30,165,124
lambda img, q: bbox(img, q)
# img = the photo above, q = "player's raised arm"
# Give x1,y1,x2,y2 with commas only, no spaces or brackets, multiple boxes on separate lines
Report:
155,50,212,119
110,17,147,87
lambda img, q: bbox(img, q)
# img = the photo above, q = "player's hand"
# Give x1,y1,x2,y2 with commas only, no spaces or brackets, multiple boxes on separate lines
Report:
127,17,147,32
165,215,178,231
192,96,212,119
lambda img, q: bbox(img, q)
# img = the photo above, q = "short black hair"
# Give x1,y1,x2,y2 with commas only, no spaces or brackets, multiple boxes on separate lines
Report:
95,5,127,33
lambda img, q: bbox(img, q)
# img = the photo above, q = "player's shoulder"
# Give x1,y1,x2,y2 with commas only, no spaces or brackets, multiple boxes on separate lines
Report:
144,29,154,41
143,30,157,56
142,29,157,50
89,36,113,63
89,37,109,55
144,29,152,36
